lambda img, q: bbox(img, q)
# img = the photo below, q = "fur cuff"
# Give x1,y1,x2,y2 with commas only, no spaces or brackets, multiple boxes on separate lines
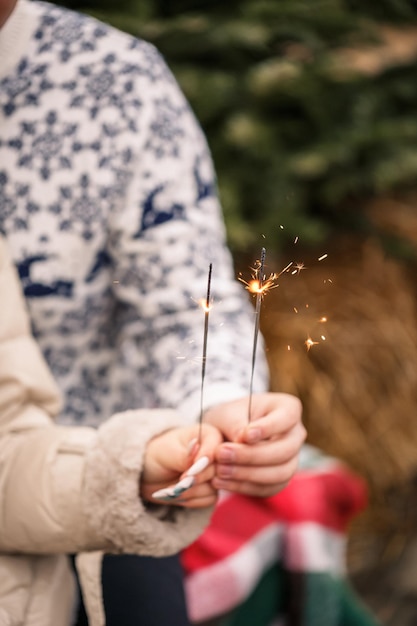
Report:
82,409,212,556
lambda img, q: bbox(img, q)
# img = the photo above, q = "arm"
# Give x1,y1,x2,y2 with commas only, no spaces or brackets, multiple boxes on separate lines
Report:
106,46,268,421
105,47,304,496
0,237,215,557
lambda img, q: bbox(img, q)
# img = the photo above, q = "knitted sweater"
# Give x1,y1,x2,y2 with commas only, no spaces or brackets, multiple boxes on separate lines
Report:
0,0,267,427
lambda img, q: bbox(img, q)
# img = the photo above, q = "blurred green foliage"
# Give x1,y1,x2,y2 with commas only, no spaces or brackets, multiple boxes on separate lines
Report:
57,0,417,253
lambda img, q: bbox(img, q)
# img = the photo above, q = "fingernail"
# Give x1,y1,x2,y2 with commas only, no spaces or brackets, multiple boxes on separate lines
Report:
151,476,195,500
212,478,228,490
218,447,235,463
246,428,262,443
174,476,195,492
217,464,233,478
187,438,198,455
185,456,210,477
151,487,175,500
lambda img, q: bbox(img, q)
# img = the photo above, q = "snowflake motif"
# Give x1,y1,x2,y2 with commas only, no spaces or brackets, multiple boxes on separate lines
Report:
0,0,267,430
144,97,185,159
62,54,142,126
68,124,135,193
0,171,40,231
35,5,107,62
0,172,17,223
0,59,53,117
6,110,77,180
48,174,111,240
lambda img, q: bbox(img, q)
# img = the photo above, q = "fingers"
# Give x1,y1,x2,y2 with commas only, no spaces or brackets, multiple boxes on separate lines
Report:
177,423,223,486
150,456,212,499
213,454,299,493
150,423,223,504
176,481,219,508
145,392,305,504
204,392,303,445
194,423,224,468
150,480,218,509
216,421,306,468
177,494,218,509
211,477,290,499
211,396,305,498
238,394,303,443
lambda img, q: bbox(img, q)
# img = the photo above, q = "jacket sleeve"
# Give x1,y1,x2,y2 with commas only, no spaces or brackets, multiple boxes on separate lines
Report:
0,238,212,556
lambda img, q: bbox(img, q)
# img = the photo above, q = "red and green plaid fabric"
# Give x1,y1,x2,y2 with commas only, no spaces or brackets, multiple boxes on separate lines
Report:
181,446,380,626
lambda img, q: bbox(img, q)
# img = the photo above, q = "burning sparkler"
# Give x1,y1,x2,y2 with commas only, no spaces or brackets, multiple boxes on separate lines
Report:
239,250,294,421
198,263,212,442
242,248,272,422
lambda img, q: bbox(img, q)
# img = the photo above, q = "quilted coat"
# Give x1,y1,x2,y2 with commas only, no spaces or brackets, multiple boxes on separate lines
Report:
0,235,212,625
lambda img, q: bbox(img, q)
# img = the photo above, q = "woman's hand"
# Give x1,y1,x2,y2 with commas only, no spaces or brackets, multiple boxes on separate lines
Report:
204,392,305,497
141,422,223,508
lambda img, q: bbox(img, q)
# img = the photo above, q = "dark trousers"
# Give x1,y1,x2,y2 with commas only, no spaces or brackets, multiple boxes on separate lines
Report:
73,554,191,626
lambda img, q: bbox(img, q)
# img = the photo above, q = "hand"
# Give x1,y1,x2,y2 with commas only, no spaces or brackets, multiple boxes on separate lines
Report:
140,423,223,508
204,392,305,497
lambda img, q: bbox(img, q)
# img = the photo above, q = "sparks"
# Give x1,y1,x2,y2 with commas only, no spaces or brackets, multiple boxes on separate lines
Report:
318,254,328,261
198,297,212,313
305,336,319,351
239,258,292,297
291,262,306,275
241,275,277,296
319,316,327,323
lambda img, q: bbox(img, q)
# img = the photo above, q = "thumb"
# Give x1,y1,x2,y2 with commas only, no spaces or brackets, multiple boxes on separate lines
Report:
196,423,223,461
180,424,222,480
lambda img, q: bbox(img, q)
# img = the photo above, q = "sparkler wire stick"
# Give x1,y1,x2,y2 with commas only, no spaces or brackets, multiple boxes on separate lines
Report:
248,247,266,422
199,263,212,442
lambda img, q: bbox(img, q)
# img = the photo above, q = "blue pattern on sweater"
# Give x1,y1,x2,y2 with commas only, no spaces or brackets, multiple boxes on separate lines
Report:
0,0,267,426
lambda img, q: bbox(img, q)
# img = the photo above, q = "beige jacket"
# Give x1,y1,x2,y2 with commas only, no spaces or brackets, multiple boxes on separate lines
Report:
0,236,212,626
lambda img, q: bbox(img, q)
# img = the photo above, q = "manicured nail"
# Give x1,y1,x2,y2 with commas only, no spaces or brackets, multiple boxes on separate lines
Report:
187,438,198,455
173,476,195,493
212,478,228,490
151,487,175,500
217,464,233,478
151,476,195,500
218,447,235,463
185,456,210,477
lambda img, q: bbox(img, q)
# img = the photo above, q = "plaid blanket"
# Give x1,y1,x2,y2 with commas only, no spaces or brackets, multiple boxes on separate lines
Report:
181,446,380,626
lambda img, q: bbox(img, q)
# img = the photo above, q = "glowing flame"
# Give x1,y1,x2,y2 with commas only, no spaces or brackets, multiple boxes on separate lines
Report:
239,259,292,298
240,276,278,297
198,297,212,313
305,336,319,351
